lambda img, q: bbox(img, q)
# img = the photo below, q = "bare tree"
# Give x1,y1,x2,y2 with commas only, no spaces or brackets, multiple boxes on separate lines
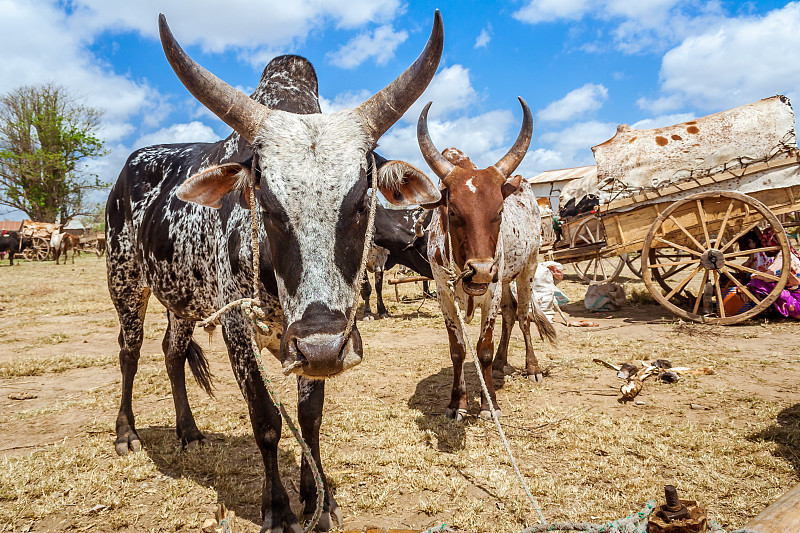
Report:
0,83,108,223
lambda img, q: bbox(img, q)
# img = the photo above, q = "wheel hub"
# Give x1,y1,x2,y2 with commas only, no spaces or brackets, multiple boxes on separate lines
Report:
700,249,725,270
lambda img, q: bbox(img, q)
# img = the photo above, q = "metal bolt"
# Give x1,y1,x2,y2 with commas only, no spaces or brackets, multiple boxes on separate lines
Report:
664,485,682,512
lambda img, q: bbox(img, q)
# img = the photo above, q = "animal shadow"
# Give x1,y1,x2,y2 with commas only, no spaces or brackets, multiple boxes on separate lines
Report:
748,403,800,475
140,426,319,525
409,364,505,453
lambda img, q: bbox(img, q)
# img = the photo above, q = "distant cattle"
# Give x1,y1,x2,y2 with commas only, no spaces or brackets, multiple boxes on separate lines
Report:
50,232,80,264
418,98,556,421
105,13,442,532
0,231,26,265
361,202,433,319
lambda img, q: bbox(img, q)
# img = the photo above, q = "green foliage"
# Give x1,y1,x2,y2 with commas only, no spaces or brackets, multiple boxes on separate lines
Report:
0,83,109,223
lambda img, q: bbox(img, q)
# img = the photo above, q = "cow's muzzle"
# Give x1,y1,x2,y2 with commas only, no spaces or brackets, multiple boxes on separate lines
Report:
281,307,363,378
461,259,497,296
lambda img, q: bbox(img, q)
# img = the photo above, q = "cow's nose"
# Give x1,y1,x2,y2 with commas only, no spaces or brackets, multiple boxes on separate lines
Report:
285,329,363,378
465,259,496,285
296,333,345,368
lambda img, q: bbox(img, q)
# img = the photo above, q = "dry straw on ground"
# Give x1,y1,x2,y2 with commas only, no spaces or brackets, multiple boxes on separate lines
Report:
1,257,799,532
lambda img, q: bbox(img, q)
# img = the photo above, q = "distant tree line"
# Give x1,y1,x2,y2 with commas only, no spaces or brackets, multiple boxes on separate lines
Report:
0,83,108,224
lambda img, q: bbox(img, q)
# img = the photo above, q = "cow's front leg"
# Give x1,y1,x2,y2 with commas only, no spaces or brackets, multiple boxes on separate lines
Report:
297,378,341,531
374,269,390,318
222,320,300,533
477,315,499,419
443,318,468,421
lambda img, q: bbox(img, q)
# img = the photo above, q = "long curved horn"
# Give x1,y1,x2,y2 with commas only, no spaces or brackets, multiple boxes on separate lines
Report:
417,101,455,179
159,14,269,143
355,10,443,141
493,97,533,177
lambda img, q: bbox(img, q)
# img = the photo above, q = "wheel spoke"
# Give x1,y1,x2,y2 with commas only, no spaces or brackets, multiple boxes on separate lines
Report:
715,199,736,248
720,266,763,306
667,214,706,252
665,265,702,301
726,261,781,282
598,256,608,279
654,236,703,257
693,269,710,314
696,199,712,249
578,233,593,246
713,270,726,318
723,246,781,259
647,259,701,268
720,220,762,253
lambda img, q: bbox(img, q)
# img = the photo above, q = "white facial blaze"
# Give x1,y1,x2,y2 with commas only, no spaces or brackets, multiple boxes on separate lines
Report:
254,109,371,324
465,177,477,193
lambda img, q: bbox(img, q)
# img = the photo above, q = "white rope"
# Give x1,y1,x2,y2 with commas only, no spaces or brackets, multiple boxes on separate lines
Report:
197,156,380,532
441,198,546,523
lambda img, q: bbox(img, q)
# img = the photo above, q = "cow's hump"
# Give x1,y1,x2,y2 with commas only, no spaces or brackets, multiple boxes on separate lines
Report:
251,55,321,115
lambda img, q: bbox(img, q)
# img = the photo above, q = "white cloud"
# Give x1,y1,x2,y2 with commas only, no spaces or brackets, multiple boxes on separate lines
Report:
639,3,800,113
379,110,517,176
133,121,220,150
327,25,408,69
69,0,404,53
474,27,491,49
0,0,160,147
399,65,479,124
537,120,618,167
514,0,724,54
537,83,608,123
513,0,592,24
319,89,372,113
630,113,696,130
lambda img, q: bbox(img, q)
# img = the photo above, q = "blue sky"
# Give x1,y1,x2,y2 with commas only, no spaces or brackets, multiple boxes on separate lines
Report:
2,0,800,219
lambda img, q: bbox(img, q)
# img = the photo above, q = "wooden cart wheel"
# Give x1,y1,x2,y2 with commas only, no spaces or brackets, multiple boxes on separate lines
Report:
570,215,625,283
31,236,50,261
642,191,791,325
628,249,684,280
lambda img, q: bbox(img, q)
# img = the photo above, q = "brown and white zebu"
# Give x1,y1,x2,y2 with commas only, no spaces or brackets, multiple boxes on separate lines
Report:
106,13,442,533
417,98,556,421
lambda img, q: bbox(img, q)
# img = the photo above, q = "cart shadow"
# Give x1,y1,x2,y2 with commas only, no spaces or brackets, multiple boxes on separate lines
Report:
140,426,319,527
748,403,800,476
408,364,508,454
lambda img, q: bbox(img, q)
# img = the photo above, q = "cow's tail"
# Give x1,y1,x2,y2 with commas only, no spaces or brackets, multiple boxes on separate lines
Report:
187,339,214,397
531,298,557,346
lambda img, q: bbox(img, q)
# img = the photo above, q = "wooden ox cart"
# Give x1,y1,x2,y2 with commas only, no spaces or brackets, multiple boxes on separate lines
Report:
20,221,60,261
547,95,800,325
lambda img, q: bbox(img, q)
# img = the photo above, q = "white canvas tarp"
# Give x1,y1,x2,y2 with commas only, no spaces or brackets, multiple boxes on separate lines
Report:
592,95,797,195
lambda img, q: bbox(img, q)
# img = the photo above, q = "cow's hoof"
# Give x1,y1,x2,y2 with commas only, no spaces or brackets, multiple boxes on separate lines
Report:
478,409,503,420
183,437,207,451
504,365,515,375
527,372,544,383
115,437,141,456
378,313,390,319
444,408,468,422
362,314,375,322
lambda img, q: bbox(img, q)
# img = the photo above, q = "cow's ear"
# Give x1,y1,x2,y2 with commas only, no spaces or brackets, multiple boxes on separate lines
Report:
420,187,447,210
377,160,441,207
177,163,251,209
501,174,523,199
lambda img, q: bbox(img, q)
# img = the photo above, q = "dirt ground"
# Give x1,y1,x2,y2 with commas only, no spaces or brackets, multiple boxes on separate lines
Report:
1,254,799,532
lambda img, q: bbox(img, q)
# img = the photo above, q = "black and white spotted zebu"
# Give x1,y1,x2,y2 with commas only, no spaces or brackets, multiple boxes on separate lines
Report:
106,14,442,533
361,203,433,319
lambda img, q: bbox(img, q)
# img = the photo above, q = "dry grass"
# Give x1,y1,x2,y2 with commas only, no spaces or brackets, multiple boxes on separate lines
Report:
0,259,799,532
